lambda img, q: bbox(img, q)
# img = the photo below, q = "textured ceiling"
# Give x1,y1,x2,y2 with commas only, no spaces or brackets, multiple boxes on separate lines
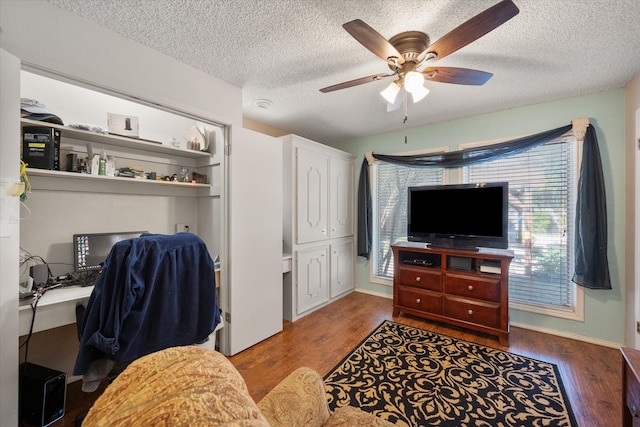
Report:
47,0,640,145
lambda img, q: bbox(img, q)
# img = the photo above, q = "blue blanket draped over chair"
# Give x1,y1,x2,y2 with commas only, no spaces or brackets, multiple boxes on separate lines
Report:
74,233,221,386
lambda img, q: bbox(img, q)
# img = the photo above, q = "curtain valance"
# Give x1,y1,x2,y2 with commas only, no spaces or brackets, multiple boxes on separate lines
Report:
357,119,611,290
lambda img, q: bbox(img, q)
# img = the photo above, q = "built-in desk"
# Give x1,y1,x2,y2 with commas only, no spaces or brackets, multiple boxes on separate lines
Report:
19,286,93,336
20,256,292,337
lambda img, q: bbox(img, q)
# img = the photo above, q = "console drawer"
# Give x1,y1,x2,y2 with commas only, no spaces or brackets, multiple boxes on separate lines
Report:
445,273,501,302
397,286,443,315
398,266,442,292
444,296,500,329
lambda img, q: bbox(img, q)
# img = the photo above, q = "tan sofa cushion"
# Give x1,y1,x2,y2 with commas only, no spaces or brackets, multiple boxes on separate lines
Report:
325,406,395,426
82,346,269,427
257,367,331,427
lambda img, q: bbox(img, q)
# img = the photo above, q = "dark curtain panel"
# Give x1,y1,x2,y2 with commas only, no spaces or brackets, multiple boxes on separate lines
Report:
357,157,372,258
572,124,611,289
357,123,611,290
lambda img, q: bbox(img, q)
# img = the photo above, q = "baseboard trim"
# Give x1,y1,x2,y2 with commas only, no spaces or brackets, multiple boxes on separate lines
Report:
355,288,392,299
509,321,621,349
354,289,621,349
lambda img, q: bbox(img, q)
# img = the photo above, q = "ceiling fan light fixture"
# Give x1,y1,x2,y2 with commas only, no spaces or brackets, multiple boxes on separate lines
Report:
411,85,430,103
380,81,401,104
404,71,425,93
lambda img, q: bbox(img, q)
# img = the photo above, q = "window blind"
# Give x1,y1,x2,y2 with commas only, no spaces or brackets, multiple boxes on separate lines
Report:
465,140,576,308
372,162,444,280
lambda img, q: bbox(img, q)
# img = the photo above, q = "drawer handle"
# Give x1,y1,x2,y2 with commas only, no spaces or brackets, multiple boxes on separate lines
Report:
416,276,421,282
468,285,474,291
416,298,421,304
468,309,474,315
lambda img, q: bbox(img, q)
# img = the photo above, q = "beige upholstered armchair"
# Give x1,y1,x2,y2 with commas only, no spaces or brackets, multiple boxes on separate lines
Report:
82,346,394,426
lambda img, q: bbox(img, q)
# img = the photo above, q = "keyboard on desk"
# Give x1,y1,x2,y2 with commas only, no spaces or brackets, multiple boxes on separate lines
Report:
54,270,100,288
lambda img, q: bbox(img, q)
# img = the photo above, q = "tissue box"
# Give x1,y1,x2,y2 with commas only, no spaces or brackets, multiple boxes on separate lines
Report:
107,113,139,138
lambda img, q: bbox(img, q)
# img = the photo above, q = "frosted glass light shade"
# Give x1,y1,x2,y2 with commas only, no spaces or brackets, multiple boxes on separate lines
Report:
411,85,430,103
380,81,401,104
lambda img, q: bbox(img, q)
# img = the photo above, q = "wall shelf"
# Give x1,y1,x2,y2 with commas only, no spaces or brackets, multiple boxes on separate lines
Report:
21,118,211,159
26,168,210,188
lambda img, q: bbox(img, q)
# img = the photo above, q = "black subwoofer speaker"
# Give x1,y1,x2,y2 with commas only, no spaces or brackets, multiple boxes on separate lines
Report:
19,362,66,427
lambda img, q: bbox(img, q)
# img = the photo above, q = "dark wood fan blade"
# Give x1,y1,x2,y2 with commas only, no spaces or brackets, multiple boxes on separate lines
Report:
343,19,404,65
422,67,493,85
426,0,519,61
320,73,392,93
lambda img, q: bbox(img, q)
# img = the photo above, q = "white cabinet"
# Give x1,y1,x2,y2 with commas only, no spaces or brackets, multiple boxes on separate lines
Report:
282,134,355,321
330,240,355,298
296,245,330,313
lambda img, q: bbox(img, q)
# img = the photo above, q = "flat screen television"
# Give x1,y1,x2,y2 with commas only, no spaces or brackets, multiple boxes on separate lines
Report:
407,182,508,250
73,231,146,271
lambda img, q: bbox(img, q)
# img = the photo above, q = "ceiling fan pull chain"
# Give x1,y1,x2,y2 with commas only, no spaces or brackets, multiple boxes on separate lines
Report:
403,90,408,124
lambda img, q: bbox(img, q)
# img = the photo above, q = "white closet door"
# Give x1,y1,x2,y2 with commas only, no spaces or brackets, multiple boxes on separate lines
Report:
296,147,329,244
329,156,354,238
225,128,283,355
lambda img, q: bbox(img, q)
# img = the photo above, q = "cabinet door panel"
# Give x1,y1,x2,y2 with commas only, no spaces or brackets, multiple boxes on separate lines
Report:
297,246,329,313
329,157,354,238
296,148,328,244
330,240,354,297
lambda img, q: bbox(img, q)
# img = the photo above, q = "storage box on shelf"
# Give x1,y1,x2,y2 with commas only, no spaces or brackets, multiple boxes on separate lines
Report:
282,134,355,321
392,244,513,345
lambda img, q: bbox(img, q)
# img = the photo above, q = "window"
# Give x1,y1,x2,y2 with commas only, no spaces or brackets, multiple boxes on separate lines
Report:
463,137,582,320
371,154,445,282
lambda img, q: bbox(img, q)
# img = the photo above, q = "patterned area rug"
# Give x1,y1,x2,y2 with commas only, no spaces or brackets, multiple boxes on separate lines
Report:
324,320,577,427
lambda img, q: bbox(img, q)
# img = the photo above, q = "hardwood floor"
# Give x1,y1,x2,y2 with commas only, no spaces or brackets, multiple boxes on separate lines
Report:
50,291,621,427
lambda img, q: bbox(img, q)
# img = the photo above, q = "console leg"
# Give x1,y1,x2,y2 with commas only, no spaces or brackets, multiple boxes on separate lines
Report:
499,333,509,346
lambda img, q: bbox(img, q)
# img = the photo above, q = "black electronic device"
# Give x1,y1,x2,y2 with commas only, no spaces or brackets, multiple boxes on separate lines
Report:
22,126,61,171
448,256,474,271
73,231,146,272
19,363,66,427
407,182,509,250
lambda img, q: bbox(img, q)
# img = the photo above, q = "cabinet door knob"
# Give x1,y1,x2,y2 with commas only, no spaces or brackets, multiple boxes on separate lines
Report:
416,298,421,304
322,229,326,234
468,309,474,315
468,285,474,291
631,405,638,417
332,227,336,232
416,276,421,282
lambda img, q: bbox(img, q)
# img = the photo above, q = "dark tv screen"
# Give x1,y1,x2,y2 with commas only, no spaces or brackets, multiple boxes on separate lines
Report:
407,182,508,250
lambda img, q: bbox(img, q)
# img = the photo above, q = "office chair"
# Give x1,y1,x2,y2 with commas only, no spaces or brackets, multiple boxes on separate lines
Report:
73,232,221,393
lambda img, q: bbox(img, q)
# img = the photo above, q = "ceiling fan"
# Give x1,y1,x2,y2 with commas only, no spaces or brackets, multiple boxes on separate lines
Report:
320,0,519,117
